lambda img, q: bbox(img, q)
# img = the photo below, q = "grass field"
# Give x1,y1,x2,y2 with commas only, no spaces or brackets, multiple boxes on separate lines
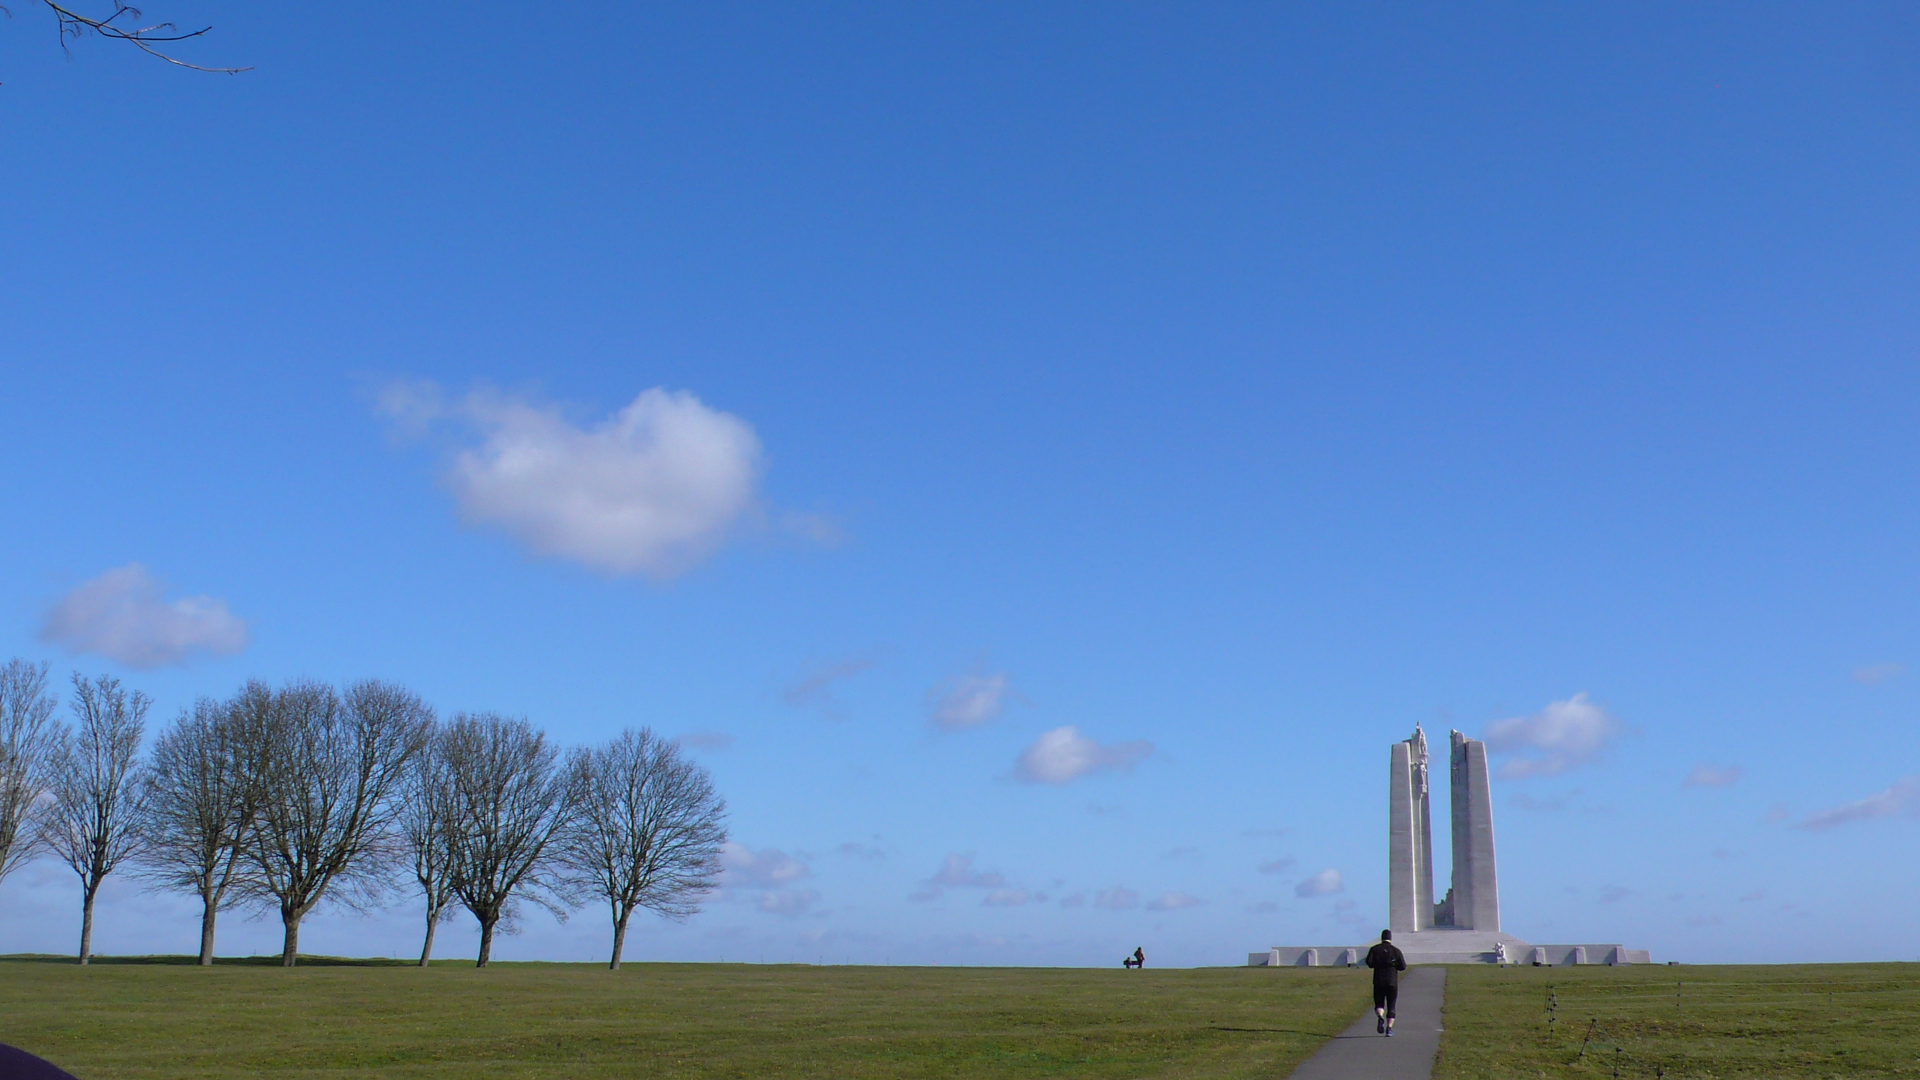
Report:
0,956,1367,1079
1434,962,1920,1079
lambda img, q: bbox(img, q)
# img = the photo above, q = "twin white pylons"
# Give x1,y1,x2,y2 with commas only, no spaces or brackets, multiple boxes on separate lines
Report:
1388,726,1499,935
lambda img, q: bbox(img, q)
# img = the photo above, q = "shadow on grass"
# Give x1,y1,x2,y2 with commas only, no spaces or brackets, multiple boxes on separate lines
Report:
0,954,421,967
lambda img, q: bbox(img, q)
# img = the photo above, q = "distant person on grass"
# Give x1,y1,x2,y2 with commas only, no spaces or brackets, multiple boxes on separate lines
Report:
1123,947,1144,969
1365,929,1406,1036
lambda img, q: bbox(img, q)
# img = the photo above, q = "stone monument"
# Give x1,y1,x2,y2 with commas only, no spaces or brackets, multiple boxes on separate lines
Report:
1248,726,1651,967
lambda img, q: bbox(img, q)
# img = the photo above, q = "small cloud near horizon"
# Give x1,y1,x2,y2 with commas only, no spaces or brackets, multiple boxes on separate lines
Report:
1014,726,1152,784
1797,776,1920,832
1684,763,1743,789
928,672,1012,730
1852,662,1903,685
1146,891,1203,911
1295,869,1343,898
676,730,734,751
1484,693,1622,779
40,564,248,669
1093,886,1140,910
1257,857,1297,874
783,657,876,717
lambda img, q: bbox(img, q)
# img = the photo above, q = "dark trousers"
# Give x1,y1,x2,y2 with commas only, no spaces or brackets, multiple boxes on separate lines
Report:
1372,983,1398,1017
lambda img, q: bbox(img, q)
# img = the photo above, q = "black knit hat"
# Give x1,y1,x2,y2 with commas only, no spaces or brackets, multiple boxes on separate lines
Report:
1381,929,1392,940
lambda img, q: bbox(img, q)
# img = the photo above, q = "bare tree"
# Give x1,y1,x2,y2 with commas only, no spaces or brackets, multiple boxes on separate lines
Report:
26,2,250,72
43,673,150,964
246,680,430,966
0,660,61,890
398,719,457,967
442,713,574,967
139,685,264,965
561,730,726,970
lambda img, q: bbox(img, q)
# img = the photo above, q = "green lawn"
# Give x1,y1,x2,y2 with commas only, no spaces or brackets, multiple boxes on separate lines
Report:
0,957,1367,1079
1435,962,1920,1079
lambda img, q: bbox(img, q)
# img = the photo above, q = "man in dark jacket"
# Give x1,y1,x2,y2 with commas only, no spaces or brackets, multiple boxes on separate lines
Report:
1364,929,1407,1036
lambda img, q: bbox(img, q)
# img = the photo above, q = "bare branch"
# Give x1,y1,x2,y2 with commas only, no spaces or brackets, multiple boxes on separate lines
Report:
137,689,262,964
43,672,150,964
0,659,61,887
36,1,251,74
557,729,726,969
440,713,575,967
243,679,431,966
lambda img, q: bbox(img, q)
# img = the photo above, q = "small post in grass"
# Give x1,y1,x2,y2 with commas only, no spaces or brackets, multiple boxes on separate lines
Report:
1576,1018,1597,1061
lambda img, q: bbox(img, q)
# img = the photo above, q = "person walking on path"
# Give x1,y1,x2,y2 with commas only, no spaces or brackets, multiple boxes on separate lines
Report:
1364,929,1407,1036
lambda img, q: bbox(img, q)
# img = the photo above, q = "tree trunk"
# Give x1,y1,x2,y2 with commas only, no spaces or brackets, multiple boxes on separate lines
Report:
609,905,632,970
198,894,219,966
418,904,442,967
281,911,301,967
476,915,497,968
78,882,98,965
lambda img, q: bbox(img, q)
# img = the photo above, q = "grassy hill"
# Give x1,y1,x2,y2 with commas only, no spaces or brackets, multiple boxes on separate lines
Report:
0,957,1364,1079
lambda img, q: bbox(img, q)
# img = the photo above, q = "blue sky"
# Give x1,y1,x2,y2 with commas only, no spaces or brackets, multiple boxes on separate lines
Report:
2,2,1919,966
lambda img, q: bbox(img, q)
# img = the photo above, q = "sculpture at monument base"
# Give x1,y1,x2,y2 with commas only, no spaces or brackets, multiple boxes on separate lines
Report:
1249,725,1651,966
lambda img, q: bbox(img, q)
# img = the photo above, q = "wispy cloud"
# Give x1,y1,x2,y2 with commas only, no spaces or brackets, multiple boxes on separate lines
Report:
1798,776,1920,831
983,888,1039,907
1599,885,1633,904
783,657,875,717
929,853,1006,890
720,843,809,889
928,672,1012,730
676,730,734,751
1852,662,1903,685
1146,891,1203,911
719,843,815,917
1093,886,1140,910
835,841,886,861
1484,693,1622,779
1684,763,1742,789
41,564,248,669
1294,869,1343,898
1510,790,1578,812
379,382,774,578
1013,726,1153,784
1257,857,1297,874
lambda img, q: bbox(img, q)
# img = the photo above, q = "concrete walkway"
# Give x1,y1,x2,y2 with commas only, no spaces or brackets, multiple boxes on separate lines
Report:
1283,966,1446,1080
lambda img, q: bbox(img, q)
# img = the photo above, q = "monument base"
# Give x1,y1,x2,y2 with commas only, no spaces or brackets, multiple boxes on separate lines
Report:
1248,930,1652,967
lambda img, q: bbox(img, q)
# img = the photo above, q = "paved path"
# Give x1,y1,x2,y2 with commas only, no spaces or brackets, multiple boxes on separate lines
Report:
1283,966,1446,1080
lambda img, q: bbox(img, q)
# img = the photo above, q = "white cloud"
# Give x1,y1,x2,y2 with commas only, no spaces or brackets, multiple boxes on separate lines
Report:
928,673,1011,730
1013,726,1153,784
1798,776,1920,832
1684,763,1742,789
1484,693,1622,779
720,843,809,889
1146,891,1203,911
384,384,765,578
1093,886,1139,910
927,853,1006,890
1852,662,1903,685
1295,869,1343,898
756,888,821,917
40,564,248,669
982,889,1034,907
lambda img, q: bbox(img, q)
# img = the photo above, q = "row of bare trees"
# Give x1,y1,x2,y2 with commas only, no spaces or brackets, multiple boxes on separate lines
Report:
0,660,727,969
